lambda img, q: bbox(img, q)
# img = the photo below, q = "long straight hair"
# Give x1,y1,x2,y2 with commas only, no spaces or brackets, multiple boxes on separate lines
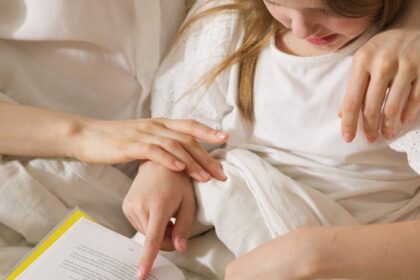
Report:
178,0,407,122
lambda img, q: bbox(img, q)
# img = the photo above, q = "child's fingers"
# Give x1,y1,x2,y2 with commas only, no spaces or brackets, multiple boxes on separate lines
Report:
137,212,168,280
160,221,176,251
172,198,196,252
382,68,415,139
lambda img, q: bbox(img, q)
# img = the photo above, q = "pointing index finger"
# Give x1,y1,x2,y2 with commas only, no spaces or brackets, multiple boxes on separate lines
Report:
138,213,168,280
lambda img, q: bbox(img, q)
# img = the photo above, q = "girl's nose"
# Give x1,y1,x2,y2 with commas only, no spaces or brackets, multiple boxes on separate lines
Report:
290,14,316,39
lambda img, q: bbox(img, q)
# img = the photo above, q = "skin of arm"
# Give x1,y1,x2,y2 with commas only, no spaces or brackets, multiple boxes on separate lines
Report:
122,161,196,280
0,102,84,158
310,221,420,280
0,101,228,181
341,0,420,143
226,221,420,280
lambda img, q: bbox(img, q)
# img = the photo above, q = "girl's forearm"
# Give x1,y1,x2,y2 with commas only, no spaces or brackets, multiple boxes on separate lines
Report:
309,221,420,280
0,102,84,158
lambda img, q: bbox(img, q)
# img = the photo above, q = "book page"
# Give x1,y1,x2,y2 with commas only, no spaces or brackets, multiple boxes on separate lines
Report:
16,218,184,280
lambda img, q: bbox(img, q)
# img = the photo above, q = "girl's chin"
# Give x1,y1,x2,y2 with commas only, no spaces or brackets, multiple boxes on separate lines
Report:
309,40,347,52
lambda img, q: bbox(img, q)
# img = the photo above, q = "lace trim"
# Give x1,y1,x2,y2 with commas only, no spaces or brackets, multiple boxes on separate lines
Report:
151,0,236,129
389,128,420,175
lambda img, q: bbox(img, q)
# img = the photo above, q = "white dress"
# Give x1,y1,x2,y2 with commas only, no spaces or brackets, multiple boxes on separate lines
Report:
151,1,420,278
152,4,420,224
0,0,186,275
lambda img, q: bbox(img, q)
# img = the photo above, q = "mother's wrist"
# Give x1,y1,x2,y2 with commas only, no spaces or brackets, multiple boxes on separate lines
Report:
60,116,91,160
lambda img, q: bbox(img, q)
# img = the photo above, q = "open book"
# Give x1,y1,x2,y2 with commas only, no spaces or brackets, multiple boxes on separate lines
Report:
5,209,185,280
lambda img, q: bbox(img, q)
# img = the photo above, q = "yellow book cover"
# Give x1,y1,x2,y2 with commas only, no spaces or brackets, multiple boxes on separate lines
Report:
5,208,184,280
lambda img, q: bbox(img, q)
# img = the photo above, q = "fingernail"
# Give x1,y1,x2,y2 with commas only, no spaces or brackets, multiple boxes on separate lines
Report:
199,170,211,181
216,130,228,139
343,133,353,143
137,267,145,279
384,131,396,140
174,160,185,170
365,134,376,143
176,238,187,252
191,173,202,181
403,118,414,126
217,167,227,180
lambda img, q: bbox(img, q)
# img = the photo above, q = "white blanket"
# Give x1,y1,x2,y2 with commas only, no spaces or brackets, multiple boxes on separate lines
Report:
150,1,420,277
0,93,136,276
161,148,361,279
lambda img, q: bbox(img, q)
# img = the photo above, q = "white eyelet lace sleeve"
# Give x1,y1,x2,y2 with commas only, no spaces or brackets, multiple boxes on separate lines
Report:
388,123,420,175
151,0,238,130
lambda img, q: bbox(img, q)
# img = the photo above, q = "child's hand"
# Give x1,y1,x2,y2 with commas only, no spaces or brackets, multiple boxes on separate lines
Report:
340,29,420,143
71,117,228,182
122,161,196,280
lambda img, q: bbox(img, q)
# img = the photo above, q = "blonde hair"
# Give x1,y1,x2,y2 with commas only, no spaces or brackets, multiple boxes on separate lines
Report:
178,0,406,122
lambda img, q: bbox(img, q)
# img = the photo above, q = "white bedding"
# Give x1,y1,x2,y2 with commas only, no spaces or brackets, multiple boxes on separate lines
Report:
2,1,420,279
0,92,135,275
150,1,420,278
0,0,185,275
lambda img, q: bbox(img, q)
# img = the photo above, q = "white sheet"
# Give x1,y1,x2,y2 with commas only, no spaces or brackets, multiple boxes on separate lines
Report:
160,148,359,279
0,0,186,275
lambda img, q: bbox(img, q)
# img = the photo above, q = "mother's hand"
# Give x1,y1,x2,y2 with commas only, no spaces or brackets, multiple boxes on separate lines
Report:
71,118,228,182
340,28,420,143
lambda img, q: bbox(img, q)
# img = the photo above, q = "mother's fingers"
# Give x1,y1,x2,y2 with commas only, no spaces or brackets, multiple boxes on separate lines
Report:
172,195,196,252
180,140,227,181
402,79,420,125
142,123,226,181
138,133,211,182
382,65,416,139
124,141,186,172
361,73,391,142
160,119,229,144
341,62,370,142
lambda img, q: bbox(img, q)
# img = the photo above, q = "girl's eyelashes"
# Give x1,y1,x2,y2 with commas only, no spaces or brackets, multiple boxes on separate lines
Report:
320,7,337,16
320,8,331,15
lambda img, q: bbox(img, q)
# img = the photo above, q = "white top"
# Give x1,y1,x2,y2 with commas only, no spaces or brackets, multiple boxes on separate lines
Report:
152,1,420,223
0,0,185,119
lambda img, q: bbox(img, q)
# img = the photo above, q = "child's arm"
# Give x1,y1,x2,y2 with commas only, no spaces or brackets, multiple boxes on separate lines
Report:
122,160,196,280
340,0,420,143
225,221,420,280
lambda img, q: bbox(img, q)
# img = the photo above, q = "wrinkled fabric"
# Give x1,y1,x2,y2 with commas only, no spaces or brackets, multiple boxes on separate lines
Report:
0,0,186,276
151,0,420,278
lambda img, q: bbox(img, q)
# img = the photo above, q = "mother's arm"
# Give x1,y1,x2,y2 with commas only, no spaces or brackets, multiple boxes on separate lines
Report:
226,221,420,280
340,0,420,143
0,102,227,181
